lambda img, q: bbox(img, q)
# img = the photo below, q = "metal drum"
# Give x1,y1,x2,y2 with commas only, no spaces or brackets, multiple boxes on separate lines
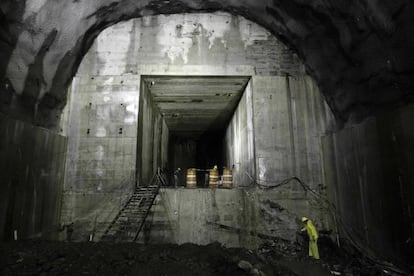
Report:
222,168,233,188
186,168,197,188
209,169,219,188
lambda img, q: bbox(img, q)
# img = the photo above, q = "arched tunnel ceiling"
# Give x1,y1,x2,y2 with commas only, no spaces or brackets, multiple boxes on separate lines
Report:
1,0,414,127
143,76,250,138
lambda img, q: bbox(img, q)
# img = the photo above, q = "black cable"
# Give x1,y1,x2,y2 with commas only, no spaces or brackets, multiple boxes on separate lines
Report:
246,172,411,273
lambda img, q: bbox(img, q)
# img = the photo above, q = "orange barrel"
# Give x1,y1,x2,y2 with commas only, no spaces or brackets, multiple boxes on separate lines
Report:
222,168,233,188
209,169,219,188
186,168,197,188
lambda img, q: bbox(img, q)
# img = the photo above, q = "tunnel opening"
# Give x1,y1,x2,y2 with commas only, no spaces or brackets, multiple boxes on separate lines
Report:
138,75,251,187
168,132,227,187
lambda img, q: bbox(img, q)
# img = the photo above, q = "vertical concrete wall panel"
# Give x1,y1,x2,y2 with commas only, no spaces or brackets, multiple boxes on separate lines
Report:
137,81,166,185
161,120,169,171
322,104,414,265
61,75,140,237
0,115,67,241
64,76,139,192
251,75,335,227
225,80,255,186
253,76,294,183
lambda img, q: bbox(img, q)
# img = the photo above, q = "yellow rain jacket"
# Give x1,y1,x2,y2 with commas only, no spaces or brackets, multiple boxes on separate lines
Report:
301,218,320,259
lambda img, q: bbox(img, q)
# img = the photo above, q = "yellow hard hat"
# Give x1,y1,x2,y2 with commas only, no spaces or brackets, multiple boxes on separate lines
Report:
301,217,308,222
178,168,181,170
213,165,218,169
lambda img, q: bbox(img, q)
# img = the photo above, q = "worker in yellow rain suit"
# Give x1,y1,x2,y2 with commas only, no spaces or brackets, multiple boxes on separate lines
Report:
301,217,320,259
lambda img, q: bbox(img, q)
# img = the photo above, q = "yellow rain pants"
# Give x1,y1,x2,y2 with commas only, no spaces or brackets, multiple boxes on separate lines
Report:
301,219,320,259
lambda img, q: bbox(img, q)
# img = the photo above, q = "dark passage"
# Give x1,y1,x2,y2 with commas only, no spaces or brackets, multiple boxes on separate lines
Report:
168,130,226,187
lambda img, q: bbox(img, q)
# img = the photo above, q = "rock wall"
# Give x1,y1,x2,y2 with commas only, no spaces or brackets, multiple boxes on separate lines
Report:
1,1,414,126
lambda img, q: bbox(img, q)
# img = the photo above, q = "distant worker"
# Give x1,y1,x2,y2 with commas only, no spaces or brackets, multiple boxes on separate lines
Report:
174,168,181,187
213,165,218,170
301,217,320,260
66,222,74,241
60,222,74,242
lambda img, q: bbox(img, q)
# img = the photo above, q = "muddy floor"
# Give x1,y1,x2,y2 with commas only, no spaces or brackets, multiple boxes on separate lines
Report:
0,238,405,276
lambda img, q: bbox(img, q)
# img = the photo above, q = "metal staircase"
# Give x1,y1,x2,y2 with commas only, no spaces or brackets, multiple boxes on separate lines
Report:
101,172,166,242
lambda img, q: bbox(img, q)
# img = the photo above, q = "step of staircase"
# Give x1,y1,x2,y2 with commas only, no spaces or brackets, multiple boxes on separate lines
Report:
100,185,160,242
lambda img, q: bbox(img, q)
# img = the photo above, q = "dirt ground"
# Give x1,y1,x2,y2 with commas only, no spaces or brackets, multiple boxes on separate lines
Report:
0,237,407,276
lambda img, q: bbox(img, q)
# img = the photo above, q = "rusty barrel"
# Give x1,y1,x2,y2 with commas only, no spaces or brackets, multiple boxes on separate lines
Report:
222,168,233,188
209,169,219,188
186,168,197,188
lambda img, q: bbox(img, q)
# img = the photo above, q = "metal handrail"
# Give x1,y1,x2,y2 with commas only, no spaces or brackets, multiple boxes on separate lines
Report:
132,171,164,242
101,187,136,239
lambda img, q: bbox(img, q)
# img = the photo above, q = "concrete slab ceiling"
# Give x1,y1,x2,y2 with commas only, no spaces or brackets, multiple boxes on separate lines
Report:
143,76,250,138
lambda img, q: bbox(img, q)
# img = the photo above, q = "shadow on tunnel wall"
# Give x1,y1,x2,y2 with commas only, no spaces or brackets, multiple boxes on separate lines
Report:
0,114,67,241
322,103,414,267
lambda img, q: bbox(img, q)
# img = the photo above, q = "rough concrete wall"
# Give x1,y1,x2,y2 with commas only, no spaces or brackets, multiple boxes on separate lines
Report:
322,104,414,265
225,80,255,186
60,74,169,240
77,13,302,78
253,75,335,187
160,119,169,171
64,76,139,192
137,81,166,185
0,114,67,241
60,75,139,237
145,188,306,247
62,14,335,238
62,37,259,238
70,13,286,188
252,75,335,227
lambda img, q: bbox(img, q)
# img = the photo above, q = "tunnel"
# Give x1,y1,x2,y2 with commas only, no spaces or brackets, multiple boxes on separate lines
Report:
1,1,414,275
137,75,251,187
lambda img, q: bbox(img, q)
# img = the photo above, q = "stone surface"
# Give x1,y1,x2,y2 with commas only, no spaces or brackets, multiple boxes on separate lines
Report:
238,260,253,271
